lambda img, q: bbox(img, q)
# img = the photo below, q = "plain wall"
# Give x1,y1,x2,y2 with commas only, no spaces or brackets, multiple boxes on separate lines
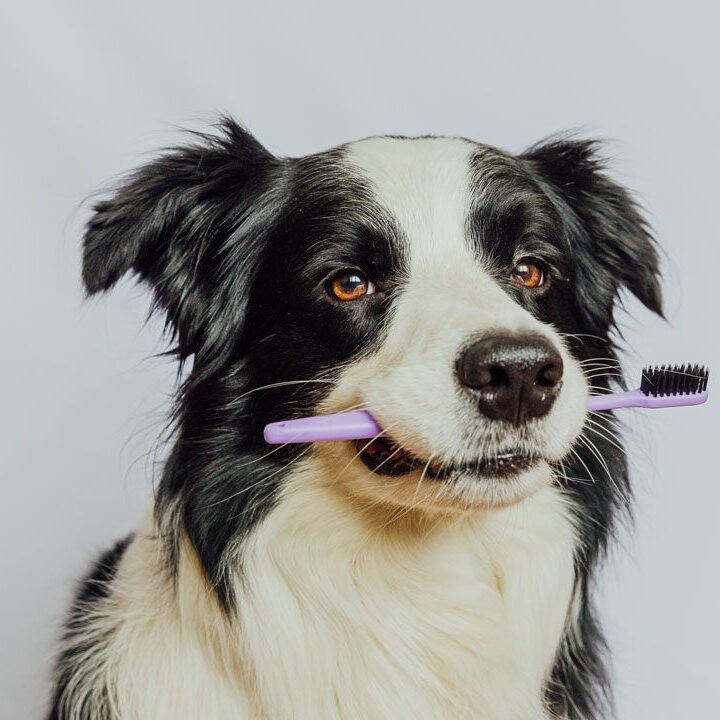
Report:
1,1,718,717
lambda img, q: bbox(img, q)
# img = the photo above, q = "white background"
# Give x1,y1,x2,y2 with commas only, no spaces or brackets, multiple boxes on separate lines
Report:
1,1,718,717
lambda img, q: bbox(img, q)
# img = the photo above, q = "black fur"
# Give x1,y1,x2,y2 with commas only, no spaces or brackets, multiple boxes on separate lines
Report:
520,138,661,719
52,120,661,719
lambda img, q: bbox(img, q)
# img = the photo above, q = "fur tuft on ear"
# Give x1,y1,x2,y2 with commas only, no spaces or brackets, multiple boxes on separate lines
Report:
83,196,142,294
522,138,663,332
82,118,286,361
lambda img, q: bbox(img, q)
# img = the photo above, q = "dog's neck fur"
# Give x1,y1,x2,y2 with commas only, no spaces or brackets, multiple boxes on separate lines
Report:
97,463,577,720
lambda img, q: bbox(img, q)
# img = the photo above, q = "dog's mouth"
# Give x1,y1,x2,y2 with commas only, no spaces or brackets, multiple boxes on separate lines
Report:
354,436,539,480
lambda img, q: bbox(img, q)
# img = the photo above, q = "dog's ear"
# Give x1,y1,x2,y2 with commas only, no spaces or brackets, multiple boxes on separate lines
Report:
521,138,662,333
83,118,284,362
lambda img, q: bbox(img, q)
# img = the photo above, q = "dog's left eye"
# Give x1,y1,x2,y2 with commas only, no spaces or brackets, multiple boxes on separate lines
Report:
325,270,377,302
510,259,547,289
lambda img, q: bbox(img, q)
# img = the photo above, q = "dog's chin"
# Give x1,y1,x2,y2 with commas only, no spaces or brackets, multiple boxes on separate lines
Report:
337,436,554,512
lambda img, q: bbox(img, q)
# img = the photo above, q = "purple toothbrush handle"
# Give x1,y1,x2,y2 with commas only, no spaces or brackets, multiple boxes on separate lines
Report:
263,410,381,444
587,388,709,411
265,390,709,443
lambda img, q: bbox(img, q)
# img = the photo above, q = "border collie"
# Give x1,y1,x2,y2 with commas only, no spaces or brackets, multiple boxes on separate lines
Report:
49,119,661,719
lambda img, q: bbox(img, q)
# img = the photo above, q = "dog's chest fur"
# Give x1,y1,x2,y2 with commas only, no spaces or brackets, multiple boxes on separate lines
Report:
101,471,576,720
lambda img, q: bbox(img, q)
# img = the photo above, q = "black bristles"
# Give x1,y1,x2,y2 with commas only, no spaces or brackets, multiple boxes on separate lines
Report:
640,363,709,396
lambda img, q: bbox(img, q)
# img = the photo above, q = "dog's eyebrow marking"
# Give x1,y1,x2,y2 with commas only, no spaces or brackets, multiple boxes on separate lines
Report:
466,147,562,264
289,150,408,289
343,136,480,276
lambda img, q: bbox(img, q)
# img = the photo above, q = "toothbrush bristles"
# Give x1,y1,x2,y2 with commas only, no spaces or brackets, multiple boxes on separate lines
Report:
640,364,709,397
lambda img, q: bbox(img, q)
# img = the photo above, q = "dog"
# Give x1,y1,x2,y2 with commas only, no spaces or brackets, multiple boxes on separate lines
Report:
49,119,661,719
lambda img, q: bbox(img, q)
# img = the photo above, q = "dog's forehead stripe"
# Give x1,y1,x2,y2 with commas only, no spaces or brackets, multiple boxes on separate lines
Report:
343,137,481,273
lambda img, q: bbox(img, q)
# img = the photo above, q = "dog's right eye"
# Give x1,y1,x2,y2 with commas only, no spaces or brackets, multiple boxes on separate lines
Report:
510,259,547,290
325,270,376,302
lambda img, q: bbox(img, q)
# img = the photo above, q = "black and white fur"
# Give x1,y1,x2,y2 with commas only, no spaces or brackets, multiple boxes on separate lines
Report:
49,120,662,719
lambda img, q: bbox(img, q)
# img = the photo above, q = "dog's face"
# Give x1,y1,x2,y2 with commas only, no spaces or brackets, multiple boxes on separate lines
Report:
279,137,590,510
83,121,661,517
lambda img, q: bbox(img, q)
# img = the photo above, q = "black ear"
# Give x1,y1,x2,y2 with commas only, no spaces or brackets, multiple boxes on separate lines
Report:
521,138,663,333
83,118,284,361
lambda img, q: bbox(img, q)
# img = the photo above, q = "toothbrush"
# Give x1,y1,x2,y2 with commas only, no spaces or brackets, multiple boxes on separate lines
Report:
263,364,709,444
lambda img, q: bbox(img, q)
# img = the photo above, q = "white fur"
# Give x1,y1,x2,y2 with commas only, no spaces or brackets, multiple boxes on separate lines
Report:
60,471,576,719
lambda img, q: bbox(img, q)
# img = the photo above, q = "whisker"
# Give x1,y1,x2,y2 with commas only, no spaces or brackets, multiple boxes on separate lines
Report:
576,434,612,478
584,371,624,380
411,455,435,507
366,445,406,475
329,420,404,485
583,421,625,455
206,447,314,509
375,454,437,533
578,357,621,366
234,378,338,404
558,332,611,343
567,446,598,488
576,434,629,507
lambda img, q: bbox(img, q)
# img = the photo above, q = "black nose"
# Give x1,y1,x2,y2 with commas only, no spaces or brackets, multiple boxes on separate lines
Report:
456,335,564,425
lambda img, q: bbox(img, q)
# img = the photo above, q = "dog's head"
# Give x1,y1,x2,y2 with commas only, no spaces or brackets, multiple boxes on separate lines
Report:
83,120,661,518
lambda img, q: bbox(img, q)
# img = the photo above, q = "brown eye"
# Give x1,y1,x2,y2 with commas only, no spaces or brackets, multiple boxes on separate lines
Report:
326,270,376,301
510,260,546,289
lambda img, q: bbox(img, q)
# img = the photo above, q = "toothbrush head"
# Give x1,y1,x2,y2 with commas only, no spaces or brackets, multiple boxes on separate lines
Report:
640,364,709,397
